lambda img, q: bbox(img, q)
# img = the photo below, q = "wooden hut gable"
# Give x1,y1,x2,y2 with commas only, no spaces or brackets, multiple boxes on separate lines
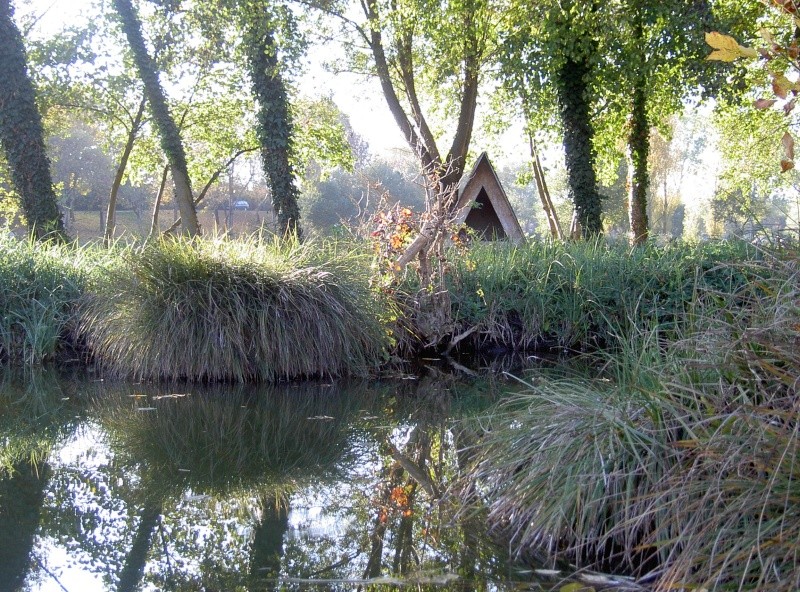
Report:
454,152,525,243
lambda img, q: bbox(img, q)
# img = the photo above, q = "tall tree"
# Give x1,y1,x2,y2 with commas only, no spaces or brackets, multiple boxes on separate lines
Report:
112,0,199,236
317,0,497,273
0,0,65,240
240,3,302,237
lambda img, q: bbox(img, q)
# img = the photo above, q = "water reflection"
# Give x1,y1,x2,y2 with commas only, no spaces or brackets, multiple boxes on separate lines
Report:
0,369,532,591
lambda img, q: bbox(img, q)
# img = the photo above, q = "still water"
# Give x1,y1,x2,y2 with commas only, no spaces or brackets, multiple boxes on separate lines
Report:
0,366,546,591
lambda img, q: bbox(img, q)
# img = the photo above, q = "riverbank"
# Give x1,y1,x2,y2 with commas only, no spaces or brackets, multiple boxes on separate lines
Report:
0,231,763,379
465,243,800,590
2,230,798,589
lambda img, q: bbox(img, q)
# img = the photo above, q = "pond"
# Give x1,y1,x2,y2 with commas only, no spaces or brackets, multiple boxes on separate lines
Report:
0,365,557,591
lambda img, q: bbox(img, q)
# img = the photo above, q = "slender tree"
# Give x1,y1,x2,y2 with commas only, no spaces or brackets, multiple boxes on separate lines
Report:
0,0,65,239
112,0,199,236
240,3,302,237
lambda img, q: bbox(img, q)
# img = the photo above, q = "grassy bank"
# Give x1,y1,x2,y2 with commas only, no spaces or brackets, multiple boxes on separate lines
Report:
464,244,800,590
438,238,756,351
0,231,769,381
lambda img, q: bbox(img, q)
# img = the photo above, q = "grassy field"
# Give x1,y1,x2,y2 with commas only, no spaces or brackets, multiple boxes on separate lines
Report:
64,209,272,243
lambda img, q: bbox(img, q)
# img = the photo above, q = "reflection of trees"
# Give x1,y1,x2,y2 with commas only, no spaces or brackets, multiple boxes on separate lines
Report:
0,368,83,591
91,380,373,589
0,459,51,592
2,371,526,590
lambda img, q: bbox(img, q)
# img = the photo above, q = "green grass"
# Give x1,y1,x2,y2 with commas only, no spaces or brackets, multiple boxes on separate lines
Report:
463,244,800,590
78,234,393,381
436,238,756,351
0,232,92,364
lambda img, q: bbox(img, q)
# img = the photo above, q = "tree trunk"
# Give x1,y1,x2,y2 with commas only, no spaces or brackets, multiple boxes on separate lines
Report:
148,164,169,239
556,53,603,237
529,133,563,240
112,0,199,237
627,21,650,246
242,10,301,238
105,96,146,247
0,0,65,241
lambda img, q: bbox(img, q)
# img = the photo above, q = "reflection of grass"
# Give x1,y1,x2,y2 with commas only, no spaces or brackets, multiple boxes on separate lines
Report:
0,368,84,475
467,248,800,590
80,235,391,381
95,381,378,499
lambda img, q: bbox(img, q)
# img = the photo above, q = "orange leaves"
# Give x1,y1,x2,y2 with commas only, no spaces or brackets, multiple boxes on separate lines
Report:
370,204,419,282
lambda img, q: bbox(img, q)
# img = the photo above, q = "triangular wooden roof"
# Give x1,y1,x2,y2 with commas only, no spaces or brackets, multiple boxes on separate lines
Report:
453,152,525,243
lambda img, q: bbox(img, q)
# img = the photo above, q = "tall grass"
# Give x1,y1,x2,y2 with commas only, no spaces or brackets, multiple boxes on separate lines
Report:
78,235,392,381
439,238,755,351
0,232,90,364
463,245,800,590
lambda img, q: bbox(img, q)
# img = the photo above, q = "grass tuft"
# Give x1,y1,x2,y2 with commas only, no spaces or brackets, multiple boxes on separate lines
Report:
78,235,392,381
464,244,800,590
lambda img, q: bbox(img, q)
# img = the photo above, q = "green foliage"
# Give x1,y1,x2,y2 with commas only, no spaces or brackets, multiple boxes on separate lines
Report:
78,235,392,381
465,245,800,589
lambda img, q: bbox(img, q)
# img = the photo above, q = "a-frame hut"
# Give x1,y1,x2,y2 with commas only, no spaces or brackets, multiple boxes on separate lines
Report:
454,152,525,243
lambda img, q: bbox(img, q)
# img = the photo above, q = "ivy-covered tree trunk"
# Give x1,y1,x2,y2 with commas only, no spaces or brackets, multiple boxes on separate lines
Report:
112,0,199,237
0,0,65,240
242,8,301,238
627,76,650,245
555,53,603,236
627,14,649,246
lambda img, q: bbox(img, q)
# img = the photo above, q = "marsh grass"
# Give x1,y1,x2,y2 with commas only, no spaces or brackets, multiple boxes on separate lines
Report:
0,233,90,364
440,238,755,351
464,245,800,590
79,235,392,381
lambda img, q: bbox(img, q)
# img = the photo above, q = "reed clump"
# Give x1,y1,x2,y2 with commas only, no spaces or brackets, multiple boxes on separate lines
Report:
464,245,800,591
0,232,88,364
78,235,391,381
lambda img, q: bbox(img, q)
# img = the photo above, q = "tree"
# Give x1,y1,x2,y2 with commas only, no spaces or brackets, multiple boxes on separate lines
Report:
0,0,65,239
112,0,199,236
317,0,496,271
240,2,303,238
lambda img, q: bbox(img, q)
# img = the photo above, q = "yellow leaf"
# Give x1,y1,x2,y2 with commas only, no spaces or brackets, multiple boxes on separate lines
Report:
760,28,775,44
705,31,757,60
706,31,740,51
